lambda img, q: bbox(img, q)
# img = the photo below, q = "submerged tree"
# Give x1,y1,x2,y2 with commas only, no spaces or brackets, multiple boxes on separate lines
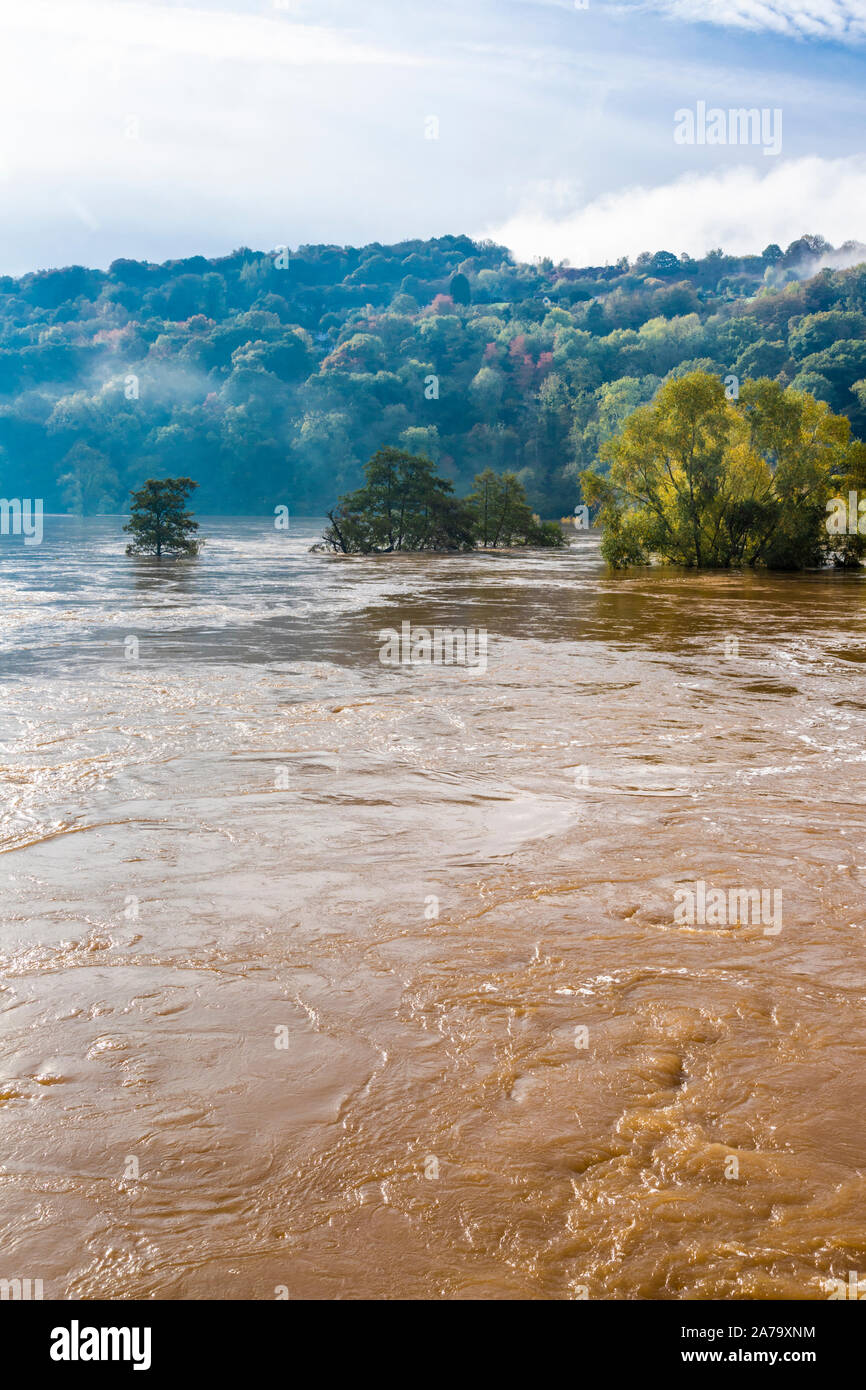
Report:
581,371,866,569
322,449,563,553
124,477,201,556
466,467,563,547
323,447,475,553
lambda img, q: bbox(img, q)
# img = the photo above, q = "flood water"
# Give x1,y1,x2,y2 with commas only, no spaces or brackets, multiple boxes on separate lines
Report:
2,515,866,1300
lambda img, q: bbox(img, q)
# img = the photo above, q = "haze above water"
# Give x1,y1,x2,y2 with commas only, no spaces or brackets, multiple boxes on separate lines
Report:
2,516,866,1299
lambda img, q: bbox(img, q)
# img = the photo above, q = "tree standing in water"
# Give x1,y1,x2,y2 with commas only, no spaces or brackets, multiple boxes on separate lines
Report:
323,449,564,553
323,447,476,553
466,467,560,547
580,371,866,569
124,477,201,556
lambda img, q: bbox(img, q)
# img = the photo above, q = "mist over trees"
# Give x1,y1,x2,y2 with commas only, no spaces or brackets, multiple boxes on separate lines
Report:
1,232,865,517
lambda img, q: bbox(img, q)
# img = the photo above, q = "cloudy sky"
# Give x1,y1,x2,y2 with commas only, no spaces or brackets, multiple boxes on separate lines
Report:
0,0,864,273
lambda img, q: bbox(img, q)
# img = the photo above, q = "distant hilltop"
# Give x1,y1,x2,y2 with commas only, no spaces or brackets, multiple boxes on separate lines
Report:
1,232,865,521
7,232,865,304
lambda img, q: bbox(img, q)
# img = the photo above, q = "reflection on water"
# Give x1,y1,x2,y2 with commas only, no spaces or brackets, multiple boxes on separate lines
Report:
2,516,866,1299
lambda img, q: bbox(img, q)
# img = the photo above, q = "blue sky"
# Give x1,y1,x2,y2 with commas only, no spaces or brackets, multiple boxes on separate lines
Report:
0,0,864,273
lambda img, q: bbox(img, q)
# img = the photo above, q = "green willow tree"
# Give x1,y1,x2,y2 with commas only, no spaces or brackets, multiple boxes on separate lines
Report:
124,477,201,556
580,371,866,569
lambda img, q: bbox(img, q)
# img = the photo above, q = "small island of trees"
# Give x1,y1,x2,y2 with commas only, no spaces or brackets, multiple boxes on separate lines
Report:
322,447,564,553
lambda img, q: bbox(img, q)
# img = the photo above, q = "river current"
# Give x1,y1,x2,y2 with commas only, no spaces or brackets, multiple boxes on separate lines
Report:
2,516,866,1299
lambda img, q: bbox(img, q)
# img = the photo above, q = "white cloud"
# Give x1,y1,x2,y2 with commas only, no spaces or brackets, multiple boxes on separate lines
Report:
486,155,866,262
632,0,866,42
0,0,863,273
1,0,424,68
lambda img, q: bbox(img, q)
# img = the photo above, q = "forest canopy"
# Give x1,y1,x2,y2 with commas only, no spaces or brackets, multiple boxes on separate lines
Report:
1,233,865,518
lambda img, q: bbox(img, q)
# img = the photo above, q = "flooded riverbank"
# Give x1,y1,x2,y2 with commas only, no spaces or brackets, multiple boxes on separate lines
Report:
2,516,866,1299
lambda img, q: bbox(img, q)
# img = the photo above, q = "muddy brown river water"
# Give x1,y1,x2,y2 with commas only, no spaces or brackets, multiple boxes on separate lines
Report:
2,516,866,1300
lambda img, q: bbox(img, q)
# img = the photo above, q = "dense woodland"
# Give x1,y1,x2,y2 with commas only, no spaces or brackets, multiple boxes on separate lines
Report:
2,231,866,517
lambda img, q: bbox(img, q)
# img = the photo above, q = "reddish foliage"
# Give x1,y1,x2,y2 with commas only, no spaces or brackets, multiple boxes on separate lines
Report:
431,294,455,315
513,354,534,392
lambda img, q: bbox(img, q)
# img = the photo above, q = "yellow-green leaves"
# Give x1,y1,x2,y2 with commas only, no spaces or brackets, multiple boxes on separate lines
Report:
582,371,862,569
